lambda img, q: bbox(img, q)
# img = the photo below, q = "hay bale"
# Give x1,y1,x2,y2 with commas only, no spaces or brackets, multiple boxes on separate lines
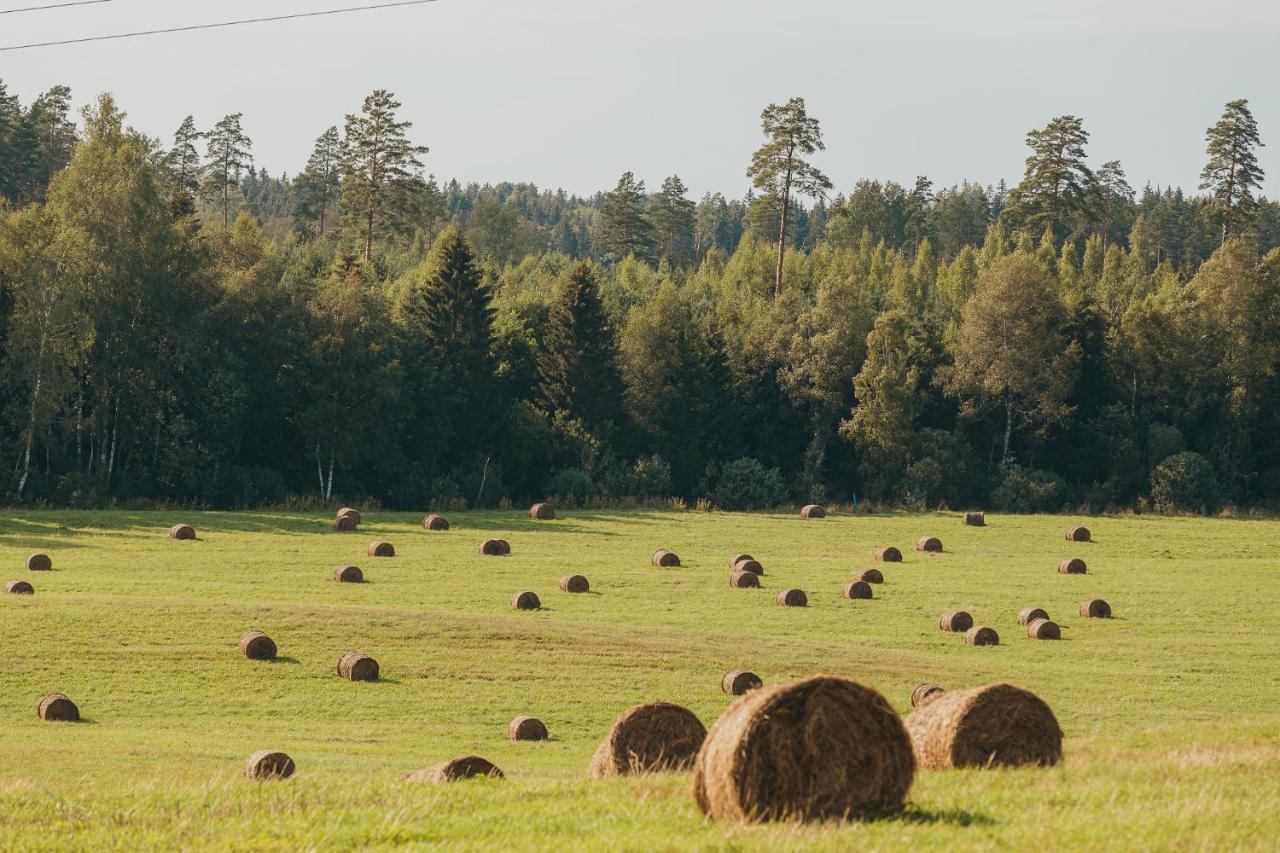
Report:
332,515,358,532
37,693,79,722
1026,618,1061,640
245,750,295,780
855,568,884,584
1066,525,1091,542
337,651,379,681
875,547,902,563
843,581,873,600
512,590,541,611
333,564,364,583
559,574,589,593
5,580,34,595
729,553,755,569
367,540,395,558
479,539,505,556
776,588,807,607
800,504,826,519
529,503,556,520
916,536,943,553
938,611,973,633
495,539,511,555
1058,558,1087,574
337,507,362,524
911,684,945,708
169,524,196,541
652,549,681,567
26,553,52,571
722,670,763,695
239,631,277,661
903,683,1062,769
963,511,986,527
692,675,914,822
421,514,449,531
734,559,764,576
407,756,504,783
508,715,549,741
729,570,760,589
1080,598,1112,618
1018,607,1049,626
588,702,706,777
964,626,999,646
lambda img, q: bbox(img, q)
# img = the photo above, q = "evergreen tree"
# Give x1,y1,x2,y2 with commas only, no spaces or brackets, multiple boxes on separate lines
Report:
1200,99,1265,245
600,171,654,261
340,89,427,260
294,126,342,237
165,116,204,197
647,175,695,265
203,113,252,228
1007,115,1093,242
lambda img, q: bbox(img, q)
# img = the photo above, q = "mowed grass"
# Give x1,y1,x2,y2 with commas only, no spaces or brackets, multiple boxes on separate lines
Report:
2,508,1279,850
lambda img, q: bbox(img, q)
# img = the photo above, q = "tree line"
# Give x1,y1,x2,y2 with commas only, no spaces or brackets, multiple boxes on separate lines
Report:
0,80,1276,514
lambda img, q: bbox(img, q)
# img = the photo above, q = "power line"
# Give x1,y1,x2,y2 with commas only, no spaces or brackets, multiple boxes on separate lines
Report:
0,0,441,50
0,0,111,14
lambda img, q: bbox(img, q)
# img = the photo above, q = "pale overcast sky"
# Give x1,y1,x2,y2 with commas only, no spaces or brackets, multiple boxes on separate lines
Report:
3,0,1278,197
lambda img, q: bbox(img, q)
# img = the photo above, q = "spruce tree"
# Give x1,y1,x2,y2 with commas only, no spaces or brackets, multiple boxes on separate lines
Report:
1200,99,1265,245
295,126,342,237
600,171,655,261
647,175,694,265
166,116,204,197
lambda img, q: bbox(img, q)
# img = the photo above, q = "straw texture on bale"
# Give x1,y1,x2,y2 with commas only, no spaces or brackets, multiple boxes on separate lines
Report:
332,515,358,532
245,750,295,780
421,514,449,531
508,715,549,741
588,702,706,777
734,558,764,576
559,574,589,593
1080,598,1112,618
333,564,363,583
479,539,506,556
1018,607,1049,626
408,756,504,783
722,670,763,696
777,588,808,607
875,547,902,563
26,553,52,571
512,590,541,611
367,540,395,558
911,684,945,708
336,508,362,525
5,580,34,594
800,504,826,519
529,503,556,520
337,651,379,681
37,694,79,722
729,570,760,589
904,683,1063,769
652,549,681,567
843,581,873,600
963,511,986,526
692,675,915,823
1066,525,1091,542
169,524,196,540
916,537,943,553
1058,558,1087,574
938,611,973,633
495,539,511,555
964,626,999,646
729,554,755,569
855,568,884,584
239,631,277,660
1026,618,1061,640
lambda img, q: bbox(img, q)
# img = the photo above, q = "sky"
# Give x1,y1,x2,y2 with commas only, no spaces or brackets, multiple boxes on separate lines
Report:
3,0,1278,199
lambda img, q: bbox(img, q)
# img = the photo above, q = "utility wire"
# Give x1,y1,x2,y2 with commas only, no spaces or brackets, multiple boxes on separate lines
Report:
0,0,441,50
0,0,111,13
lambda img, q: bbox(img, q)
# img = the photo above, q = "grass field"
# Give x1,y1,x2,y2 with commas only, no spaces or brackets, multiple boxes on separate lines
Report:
2,508,1278,850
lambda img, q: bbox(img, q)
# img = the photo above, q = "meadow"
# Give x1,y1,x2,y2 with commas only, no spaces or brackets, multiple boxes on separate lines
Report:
1,508,1278,850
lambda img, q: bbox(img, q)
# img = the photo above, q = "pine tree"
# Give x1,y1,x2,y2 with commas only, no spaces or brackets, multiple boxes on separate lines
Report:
600,171,654,261
203,113,252,228
25,86,76,201
295,126,342,237
341,89,427,260
647,175,695,265
166,116,204,197
1200,99,1265,245
1007,115,1093,242
539,262,625,437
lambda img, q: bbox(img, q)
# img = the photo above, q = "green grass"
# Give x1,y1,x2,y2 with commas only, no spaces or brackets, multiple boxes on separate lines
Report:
1,508,1278,850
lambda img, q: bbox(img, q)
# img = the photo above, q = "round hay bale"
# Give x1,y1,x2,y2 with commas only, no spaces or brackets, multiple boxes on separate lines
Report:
37,693,79,722
875,547,902,563
421,514,449,531
169,524,196,541
1026,618,1061,640
508,715,549,741
495,539,512,555
245,750,295,780
722,670,763,696
776,588,807,607
26,553,52,571
588,702,706,777
512,590,541,611
963,511,986,527
903,683,1062,769
333,564,364,583
1080,598,1112,618
1018,607,1049,626
408,756,504,784
367,540,394,558
332,514,359,532
239,631,277,661
938,611,973,633
729,553,755,569
1058,558,1087,575
1066,525,1091,542
559,574,589,593
337,651,379,681
729,570,760,589
855,568,884,584
529,503,556,520
916,536,943,553
964,626,999,646
479,538,505,556
843,581,873,600
911,683,945,708
692,675,914,822
734,559,764,576
5,580,34,595
336,507,361,524
652,549,681,567
800,504,826,519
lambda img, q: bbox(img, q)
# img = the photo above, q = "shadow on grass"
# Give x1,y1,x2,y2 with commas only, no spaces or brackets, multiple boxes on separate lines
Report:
899,805,995,827
269,656,301,665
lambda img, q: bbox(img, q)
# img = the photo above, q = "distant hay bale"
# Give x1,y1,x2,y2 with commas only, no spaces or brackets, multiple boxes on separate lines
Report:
332,515,358,532
916,536,943,553
529,503,556,520
5,580,34,595
938,611,973,633
337,651,379,682
692,675,914,823
722,670,763,696
511,590,541,611
729,554,755,569
168,524,196,541
843,581,873,600
559,574,589,593
1080,599,1112,618
911,684,945,708
734,559,764,576
26,553,52,572
963,511,986,527
1058,558,1087,575
336,507,361,524
729,570,760,589
875,547,902,563
508,715,549,741
903,683,1063,769
495,539,512,555
407,756,504,784
652,549,681,567
244,750,295,780
776,588,807,607
37,693,79,722
333,564,364,583
588,702,706,777
421,514,449,531
239,631,277,661
1017,607,1048,626
1066,525,1091,542
1026,618,1061,640
479,539,505,556
367,540,395,558
800,504,826,519
855,568,884,584
964,626,999,646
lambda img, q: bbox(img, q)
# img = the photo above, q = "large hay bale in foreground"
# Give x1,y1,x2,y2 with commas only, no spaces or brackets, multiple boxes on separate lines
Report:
529,503,556,520
37,693,79,722
421,514,449,531
1080,599,1112,618
729,553,755,569
963,511,986,527
916,536,943,553
692,675,914,823
722,670,763,696
336,507,362,525
733,558,764,576
508,715,549,741
559,574,589,593
407,756,504,783
367,540,395,558
332,515,358,532
239,631,277,661
333,564,363,583
729,570,760,589
337,651,379,681
800,505,826,519
245,750,295,780
1026,618,1061,640
1058,558,1087,574
904,683,1062,769
911,683,945,708
588,702,706,777
964,626,999,646
168,524,196,541
843,581,873,600
776,588,808,607
5,580,34,595
875,547,902,563
652,549,681,567
938,611,973,633
1066,525,1091,542
26,553,52,572
511,590,541,611
855,568,884,584
1018,607,1049,626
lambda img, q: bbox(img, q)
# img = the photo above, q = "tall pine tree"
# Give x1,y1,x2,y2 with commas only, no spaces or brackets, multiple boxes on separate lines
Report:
203,113,252,228
294,126,342,238
341,89,427,260
1200,99,1265,245
600,171,655,262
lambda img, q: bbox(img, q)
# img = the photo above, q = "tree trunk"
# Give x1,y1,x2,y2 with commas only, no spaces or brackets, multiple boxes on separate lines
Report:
365,204,375,261
774,168,793,300
316,442,325,499
1001,395,1014,467
17,323,48,497
325,446,335,503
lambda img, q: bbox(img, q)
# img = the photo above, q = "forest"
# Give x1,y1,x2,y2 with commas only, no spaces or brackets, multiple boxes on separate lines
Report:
0,81,1277,513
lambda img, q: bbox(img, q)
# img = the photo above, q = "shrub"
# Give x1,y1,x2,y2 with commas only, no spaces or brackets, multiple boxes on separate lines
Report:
711,458,788,511
1149,451,1221,514
546,467,595,507
990,464,1066,513
627,455,672,499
